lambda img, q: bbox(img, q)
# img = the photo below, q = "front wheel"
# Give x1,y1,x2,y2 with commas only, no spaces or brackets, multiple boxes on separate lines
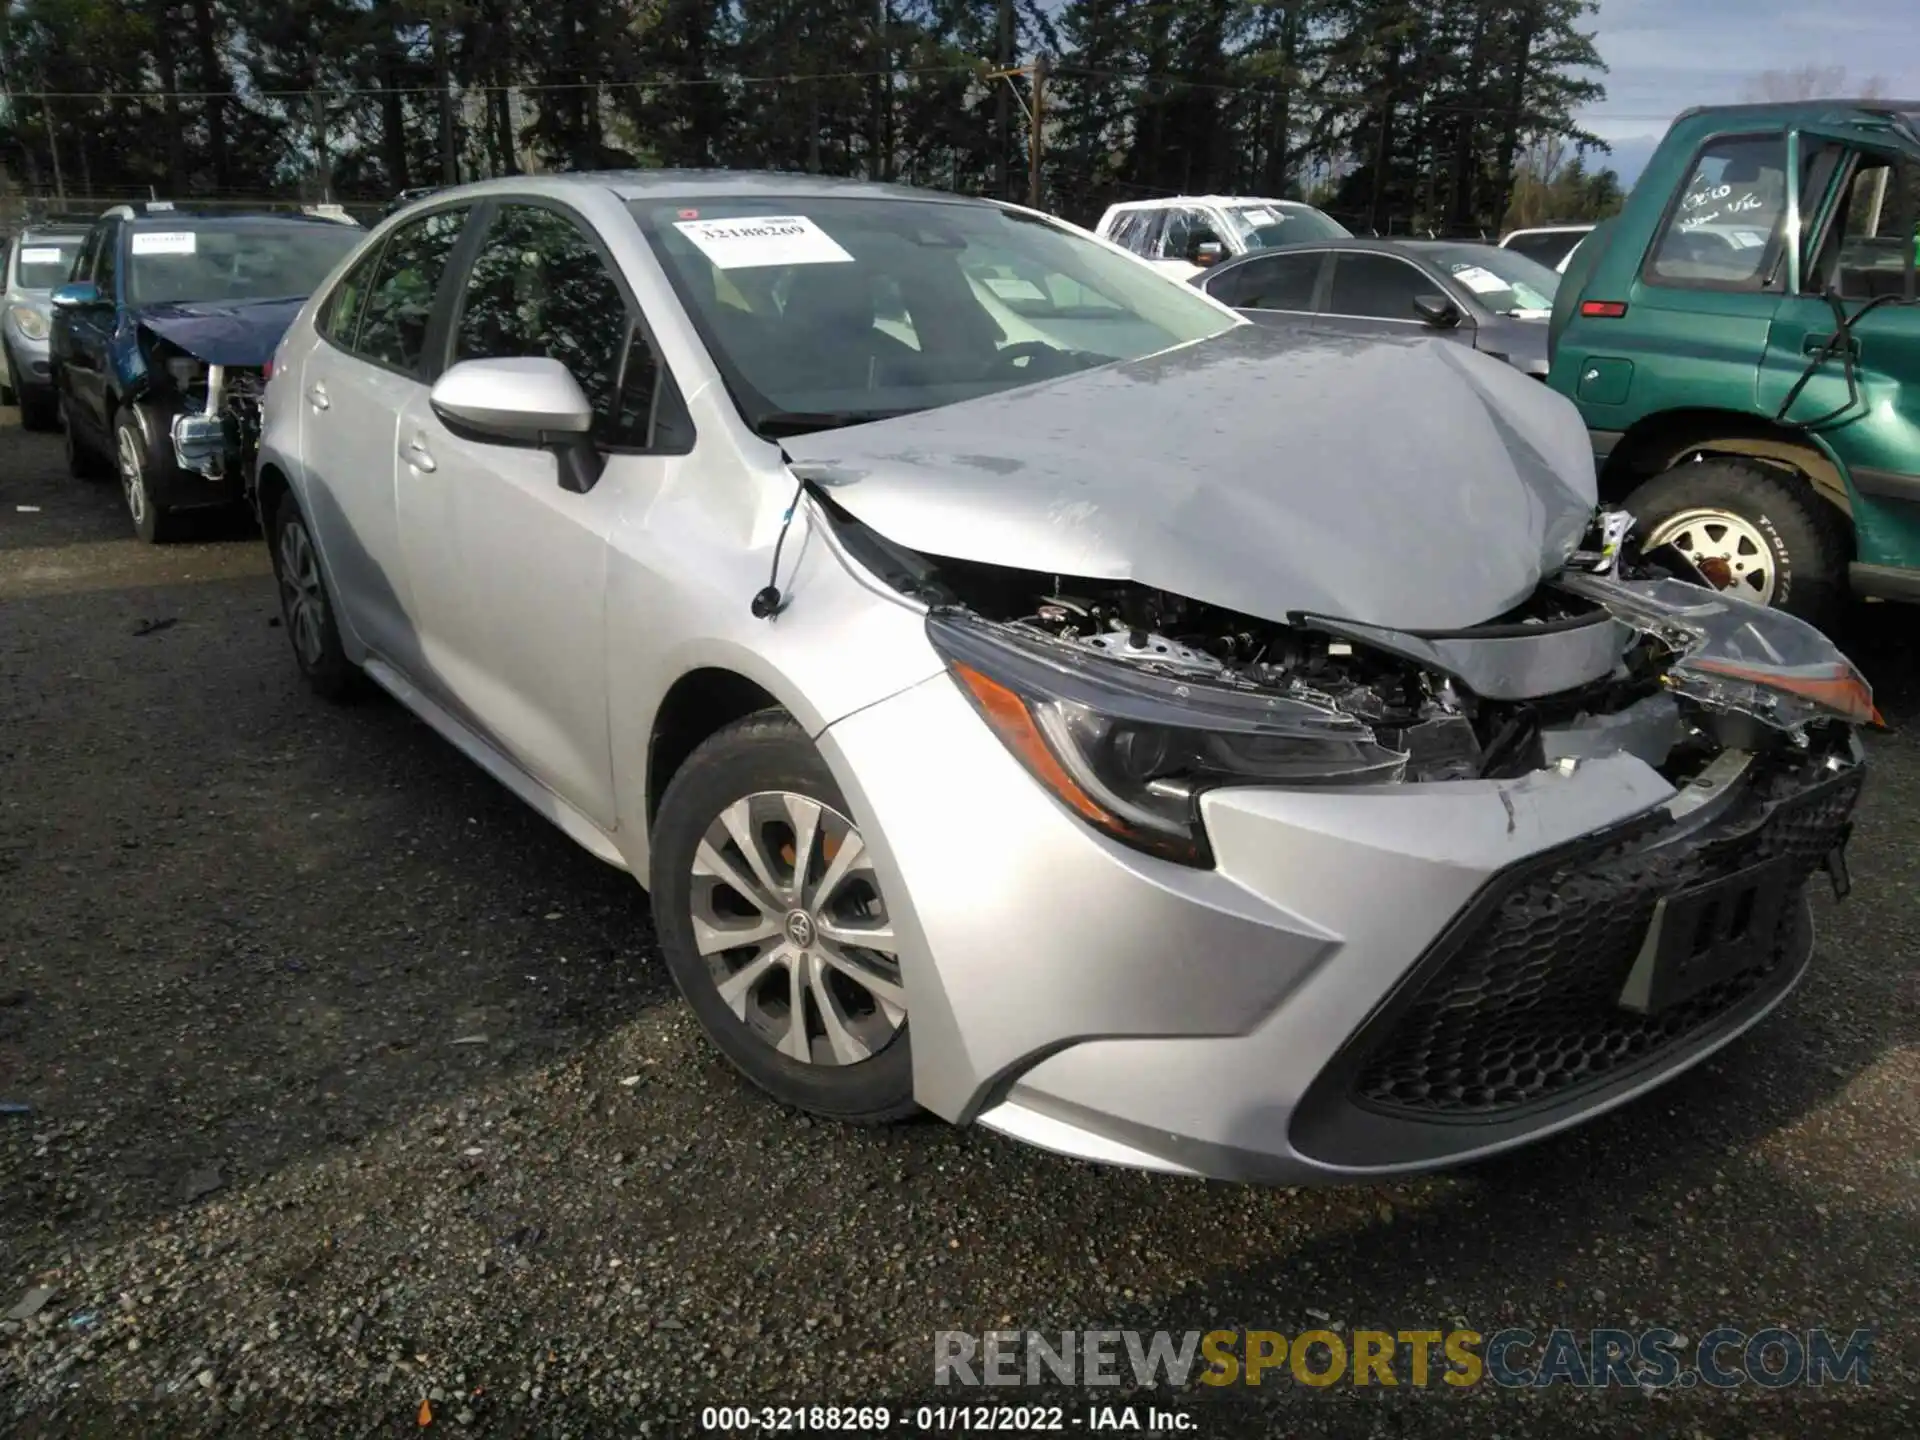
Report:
114,406,180,544
649,712,917,1123
1624,458,1847,627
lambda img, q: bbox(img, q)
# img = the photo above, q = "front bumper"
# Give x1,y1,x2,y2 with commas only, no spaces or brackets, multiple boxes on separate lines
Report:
820,671,1860,1184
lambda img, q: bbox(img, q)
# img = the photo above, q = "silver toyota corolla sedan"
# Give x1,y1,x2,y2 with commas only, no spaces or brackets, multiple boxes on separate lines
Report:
254,172,1874,1184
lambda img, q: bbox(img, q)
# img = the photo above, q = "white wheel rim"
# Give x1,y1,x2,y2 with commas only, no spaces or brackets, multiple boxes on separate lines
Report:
1643,507,1777,604
116,425,148,528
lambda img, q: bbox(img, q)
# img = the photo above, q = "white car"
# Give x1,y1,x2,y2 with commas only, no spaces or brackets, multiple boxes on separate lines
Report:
1498,224,1596,273
1094,195,1351,280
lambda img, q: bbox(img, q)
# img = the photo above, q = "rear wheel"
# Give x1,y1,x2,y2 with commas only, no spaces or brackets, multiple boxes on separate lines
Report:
18,387,58,432
61,394,109,480
650,712,917,1123
1624,458,1847,627
268,491,358,701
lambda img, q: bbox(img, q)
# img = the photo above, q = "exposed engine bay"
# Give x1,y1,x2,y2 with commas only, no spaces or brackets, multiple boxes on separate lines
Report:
824,496,1875,797
141,333,267,483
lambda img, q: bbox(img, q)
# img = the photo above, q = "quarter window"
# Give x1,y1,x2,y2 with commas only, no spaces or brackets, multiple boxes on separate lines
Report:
354,208,469,373
452,203,662,448
1648,136,1789,289
1326,253,1430,320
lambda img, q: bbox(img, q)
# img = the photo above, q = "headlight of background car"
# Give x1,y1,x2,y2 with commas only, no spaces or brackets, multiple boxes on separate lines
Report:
926,611,1407,866
7,305,48,342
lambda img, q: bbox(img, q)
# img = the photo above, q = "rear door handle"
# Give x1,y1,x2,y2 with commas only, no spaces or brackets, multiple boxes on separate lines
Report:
306,382,330,411
401,435,436,473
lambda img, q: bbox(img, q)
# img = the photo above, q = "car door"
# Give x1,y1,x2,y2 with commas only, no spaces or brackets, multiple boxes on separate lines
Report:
1203,249,1328,327
393,199,690,829
298,204,472,676
1320,251,1471,348
58,222,117,438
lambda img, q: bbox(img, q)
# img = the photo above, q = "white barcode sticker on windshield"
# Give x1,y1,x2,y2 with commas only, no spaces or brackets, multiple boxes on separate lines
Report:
20,247,64,264
1242,208,1278,226
672,215,852,269
1451,265,1507,294
131,231,197,256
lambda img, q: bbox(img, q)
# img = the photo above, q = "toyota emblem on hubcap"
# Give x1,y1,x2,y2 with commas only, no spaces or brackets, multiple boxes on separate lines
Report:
784,910,817,949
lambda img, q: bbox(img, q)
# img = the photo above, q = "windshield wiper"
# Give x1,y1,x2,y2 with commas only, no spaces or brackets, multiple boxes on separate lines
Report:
753,408,918,439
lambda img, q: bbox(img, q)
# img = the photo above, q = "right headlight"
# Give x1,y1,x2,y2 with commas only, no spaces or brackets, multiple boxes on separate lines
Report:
926,610,1406,866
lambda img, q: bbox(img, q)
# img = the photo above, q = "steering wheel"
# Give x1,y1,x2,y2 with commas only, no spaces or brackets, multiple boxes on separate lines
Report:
987,340,1065,376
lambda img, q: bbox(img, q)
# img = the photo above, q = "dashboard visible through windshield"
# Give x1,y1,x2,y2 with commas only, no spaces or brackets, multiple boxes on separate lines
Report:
635,197,1238,436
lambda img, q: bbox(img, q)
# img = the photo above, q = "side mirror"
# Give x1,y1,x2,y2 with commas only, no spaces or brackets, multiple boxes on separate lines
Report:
1188,232,1225,267
50,281,103,310
429,356,603,494
1413,294,1461,327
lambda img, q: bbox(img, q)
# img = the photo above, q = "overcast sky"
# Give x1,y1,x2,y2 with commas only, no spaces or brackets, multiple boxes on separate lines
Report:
1576,0,1920,181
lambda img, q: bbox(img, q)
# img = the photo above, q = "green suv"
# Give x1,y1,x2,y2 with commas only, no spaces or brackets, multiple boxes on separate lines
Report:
1549,99,1919,625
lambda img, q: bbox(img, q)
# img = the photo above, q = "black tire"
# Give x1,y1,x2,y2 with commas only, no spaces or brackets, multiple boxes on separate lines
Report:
18,386,59,432
650,711,918,1124
1624,457,1848,627
113,404,181,544
60,394,109,481
268,490,359,701
1,346,15,407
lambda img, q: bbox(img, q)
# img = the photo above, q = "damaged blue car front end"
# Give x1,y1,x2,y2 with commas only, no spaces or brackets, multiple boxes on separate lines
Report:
129,298,301,483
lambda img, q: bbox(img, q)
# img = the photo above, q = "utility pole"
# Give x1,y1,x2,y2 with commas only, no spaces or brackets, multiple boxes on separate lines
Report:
985,56,1048,210
994,0,1012,198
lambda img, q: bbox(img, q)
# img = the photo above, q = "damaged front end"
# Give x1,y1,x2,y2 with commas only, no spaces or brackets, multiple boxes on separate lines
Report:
824,499,1872,870
144,338,268,484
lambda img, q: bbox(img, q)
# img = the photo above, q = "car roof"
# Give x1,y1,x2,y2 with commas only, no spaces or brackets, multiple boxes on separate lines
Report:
1106,195,1313,211
1503,224,1594,236
396,169,985,207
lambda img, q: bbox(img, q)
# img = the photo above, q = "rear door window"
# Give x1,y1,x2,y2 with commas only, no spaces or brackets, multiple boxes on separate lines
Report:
1647,136,1790,289
352,208,469,374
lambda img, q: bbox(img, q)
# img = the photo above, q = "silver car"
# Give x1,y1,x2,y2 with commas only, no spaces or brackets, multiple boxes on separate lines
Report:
255,172,1874,1184
3,224,86,430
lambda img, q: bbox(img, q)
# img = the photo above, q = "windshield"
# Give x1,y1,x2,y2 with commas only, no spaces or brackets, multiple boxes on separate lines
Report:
14,238,80,291
634,196,1238,436
126,222,362,307
1422,244,1561,315
1223,203,1351,251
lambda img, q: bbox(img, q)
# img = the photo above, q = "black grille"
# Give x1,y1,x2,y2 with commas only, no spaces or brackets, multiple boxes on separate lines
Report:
1349,762,1862,1119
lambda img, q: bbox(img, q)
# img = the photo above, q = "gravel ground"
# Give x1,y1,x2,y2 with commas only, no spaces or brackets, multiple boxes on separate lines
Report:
1,410,1915,1439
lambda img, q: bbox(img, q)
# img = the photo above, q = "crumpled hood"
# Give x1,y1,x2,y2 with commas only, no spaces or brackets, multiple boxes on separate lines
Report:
133,297,305,369
785,324,1598,631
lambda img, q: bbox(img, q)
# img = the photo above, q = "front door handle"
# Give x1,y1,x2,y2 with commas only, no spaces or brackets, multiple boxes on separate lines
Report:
1803,331,1861,358
401,435,436,473
306,381,330,411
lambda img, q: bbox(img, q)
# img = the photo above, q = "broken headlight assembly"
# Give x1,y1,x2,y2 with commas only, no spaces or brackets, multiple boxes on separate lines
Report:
926,610,1407,865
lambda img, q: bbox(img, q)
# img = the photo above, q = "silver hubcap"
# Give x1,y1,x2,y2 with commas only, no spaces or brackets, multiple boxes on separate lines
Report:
116,426,147,528
277,520,327,668
1644,507,1777,604
690,790,904,1066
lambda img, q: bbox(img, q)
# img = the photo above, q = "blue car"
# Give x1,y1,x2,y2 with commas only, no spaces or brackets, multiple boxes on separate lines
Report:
50,203,362,542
